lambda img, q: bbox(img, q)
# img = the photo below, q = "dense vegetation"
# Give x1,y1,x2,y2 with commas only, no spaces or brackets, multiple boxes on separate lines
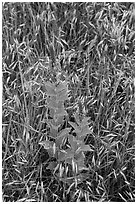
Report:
2,2,135,202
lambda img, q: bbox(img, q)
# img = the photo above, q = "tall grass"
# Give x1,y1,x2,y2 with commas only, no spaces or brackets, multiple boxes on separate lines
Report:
2,2,135,202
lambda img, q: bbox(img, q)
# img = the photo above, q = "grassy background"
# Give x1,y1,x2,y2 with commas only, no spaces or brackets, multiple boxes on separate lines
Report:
2,2,135,202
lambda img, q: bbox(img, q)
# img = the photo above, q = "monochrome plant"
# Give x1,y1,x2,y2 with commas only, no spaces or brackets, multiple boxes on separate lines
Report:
39,79,92,186
2,2,135,202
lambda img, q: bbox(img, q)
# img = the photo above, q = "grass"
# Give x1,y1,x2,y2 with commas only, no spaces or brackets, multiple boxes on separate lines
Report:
2,2,135,202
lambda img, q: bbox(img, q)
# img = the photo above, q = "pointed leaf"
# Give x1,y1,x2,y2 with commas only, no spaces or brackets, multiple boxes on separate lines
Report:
77,125,92,138
47,161,58,170
81,117,91,126
57,93,68,101
58,128,71,138
55,81,68,92
75,151,85,160
74,112,81,124
64,150,74,159
47,99,59,109
47,145,58,158
45,82,56,96
68,135,78,150
79,144,93,152
74,113,90,126
58,149,74,161
49,109,55,118
39,140,54,149
47,120,60,131
68,121,80,132
56,127,71,147
55,115,64,125
57,101,64,109
45,81,54,87
78,163,89,171
76,134,85,141
56,133,70,146
39,140,58,157
48,118,63,128
65,157,72,165
74,112,90,124
58,150,67,161
57,89,68,101
54,108,67,116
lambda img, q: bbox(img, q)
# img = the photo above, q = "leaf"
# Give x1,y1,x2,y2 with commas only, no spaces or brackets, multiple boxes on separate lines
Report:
47,148,56,158
77,156,85,165
47,120,60,131
47,120,59,137
54,108,67,116
58,149,74,161
55,81,68,92
78,163,89,171
68,135,78,150
39,140,57,157
39,140,54,149
49,130,58,139
65,150,74,159
74,112,81,124
45,82,56,96
47,161,58,171
75,113,90,126
65,157,72,165
68,121,80,132
58,128,71,138
58,150,67,161
75,151,85,160
77,125,92,138
57,89,68,101
68,136,87,156
78,144,93,152
56,133,70,146
69,121,91,140
56,128,71,146
47,98,59,109
57,101,64,109
57,92,68,101
81,117,91,126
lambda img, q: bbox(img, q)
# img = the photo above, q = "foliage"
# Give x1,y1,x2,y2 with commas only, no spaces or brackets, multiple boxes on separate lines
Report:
39,80,92,188
2,2,135,202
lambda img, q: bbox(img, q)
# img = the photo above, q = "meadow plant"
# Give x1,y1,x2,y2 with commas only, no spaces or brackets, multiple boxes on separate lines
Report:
2,2,135,202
